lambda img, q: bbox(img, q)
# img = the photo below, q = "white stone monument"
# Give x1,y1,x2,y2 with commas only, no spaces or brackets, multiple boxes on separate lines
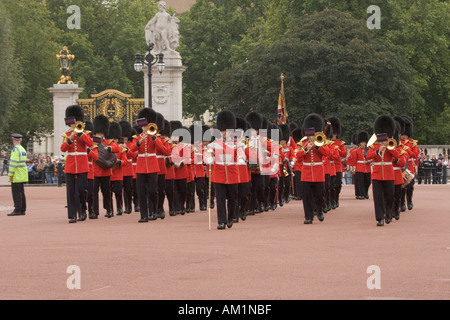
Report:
48,84,84,156
143,0,186,121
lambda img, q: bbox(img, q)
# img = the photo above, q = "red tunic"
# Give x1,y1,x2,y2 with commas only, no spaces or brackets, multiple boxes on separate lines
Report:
401,139,419,174
366,143,400,181
156,136,171,175
111,144,128,182
393,147,409,185
123,141,137,177
60,130,93,174
348,148,372,174
129,134,165,174
209,140,241,184
332,139,347,173
296,143,330,183
172,143,190,180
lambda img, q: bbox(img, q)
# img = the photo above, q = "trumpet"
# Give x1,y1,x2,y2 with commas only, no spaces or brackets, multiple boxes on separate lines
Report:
305,132,327,153
387,138,397,150
74,121,85,133
146,123,158,136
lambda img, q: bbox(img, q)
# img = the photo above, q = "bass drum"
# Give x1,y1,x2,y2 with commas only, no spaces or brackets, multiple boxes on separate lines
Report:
402,169,415,188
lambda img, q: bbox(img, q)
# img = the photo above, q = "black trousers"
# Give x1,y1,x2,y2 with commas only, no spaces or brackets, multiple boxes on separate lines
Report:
195,177,207,208
302,181,324,221
157,174,166,212
174,178,187,212
215,183,238,224
132,178,139,209
372,180,394,221
394,184,402,215
165,179,174,212
111,180,123,213
401,179,414,206
238,182,251,213
94,176,111,215
122,176,133,212
205,177,215,207
136,173,158,219
333,172,343,203
66,173,88,219
187,180,195,211
269,177,278,205
81,178,94,214
355,172,371,197
278,175,291,203
11,182,26,213
250,173,266,210
324,174,331,206
294,170,302,198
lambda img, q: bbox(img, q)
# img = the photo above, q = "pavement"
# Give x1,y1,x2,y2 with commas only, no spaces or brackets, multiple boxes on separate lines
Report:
0,179,449,300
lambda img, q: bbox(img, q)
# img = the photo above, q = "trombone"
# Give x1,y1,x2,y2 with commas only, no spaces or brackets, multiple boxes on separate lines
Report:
146,123,158,136
304,132,327,153
387,138,397,150
74,121,85,134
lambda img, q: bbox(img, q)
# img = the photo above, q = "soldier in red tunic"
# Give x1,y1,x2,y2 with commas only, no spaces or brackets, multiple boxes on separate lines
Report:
347,131,372,200
60,105,93,223
392,121,409,221
119,120,136,215
130,108,167,223
328,117,347,209
366,115,400,226
296,114,330,224
278,124,295,207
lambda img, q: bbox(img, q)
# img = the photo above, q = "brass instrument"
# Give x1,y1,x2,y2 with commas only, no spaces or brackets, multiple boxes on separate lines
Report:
387,138,397,150
74,121,85,133
367,133,377,147
305,132,327,153
146,123,158,136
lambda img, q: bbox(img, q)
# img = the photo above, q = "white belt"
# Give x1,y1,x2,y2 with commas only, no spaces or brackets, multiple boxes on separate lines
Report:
303,162,323,166
132,163,137,166
393,167,401,171
216,162,237,166
409,158,415,162
373,162,392,166
88,162,93,165
330,161,335,164
138,153,156,158
127,159,133,162
357,161,369,164
156,155,166,159
67,152,87,156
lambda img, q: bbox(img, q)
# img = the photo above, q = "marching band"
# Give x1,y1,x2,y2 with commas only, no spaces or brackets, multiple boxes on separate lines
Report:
60,105,419,228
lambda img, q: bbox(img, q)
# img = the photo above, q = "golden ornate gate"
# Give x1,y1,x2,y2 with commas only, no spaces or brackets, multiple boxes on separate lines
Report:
77,89,145,125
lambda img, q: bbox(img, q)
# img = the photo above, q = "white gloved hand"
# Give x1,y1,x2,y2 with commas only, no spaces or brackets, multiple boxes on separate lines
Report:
238,158,246,165
206,157,214,165
290,161,295,168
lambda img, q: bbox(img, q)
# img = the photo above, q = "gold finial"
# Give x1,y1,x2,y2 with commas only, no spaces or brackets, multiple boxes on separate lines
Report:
280,73,284,81
56,46,75,84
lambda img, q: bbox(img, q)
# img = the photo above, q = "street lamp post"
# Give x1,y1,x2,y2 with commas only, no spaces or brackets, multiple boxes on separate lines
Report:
134,42,165,109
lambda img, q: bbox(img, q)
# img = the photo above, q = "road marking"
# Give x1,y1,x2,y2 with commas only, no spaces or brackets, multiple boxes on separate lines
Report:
0,206,14,212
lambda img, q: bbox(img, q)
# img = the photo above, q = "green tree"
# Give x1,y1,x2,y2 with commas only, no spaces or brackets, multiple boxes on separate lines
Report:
0,0,61,149
178,0,268,120
215,9,419,143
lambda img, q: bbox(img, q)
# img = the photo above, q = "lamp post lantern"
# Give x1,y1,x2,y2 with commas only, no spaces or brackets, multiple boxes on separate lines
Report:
134,42,165,109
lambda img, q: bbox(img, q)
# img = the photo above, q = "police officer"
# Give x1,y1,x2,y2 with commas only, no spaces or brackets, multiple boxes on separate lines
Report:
7,134,28,216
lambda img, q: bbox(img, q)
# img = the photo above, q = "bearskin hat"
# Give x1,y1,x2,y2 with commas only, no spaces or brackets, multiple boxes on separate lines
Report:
357,130,369,144
374,115,395,137
236,117,249,131
262,116,269,130
107,121,122,140
324,119,334,139
177,126,190,143
138,108,157,124
279,123,291,142
170,120,183,133
133,125,143,135
93,114,110,135
119,120,132,138
245,112,263,130
328,117,341,138
65,105,85,123
130,128,137,141
189,124,203,143
303,113,325,133
216,110,236,131
155,112,165,133
402,115,413,138
291,128,304,143
352,133,358,145
160,120,171,136
289,122,299,133
393,120,402,144
84,120,94,136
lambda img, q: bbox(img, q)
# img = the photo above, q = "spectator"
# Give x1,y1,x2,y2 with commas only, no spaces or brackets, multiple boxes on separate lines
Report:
443,154,449,184
417,157,425,184
436,155,443,184
423,155,432,184
27,160,37,182
44,156,54,184
1,153,8,176
431,154,438,184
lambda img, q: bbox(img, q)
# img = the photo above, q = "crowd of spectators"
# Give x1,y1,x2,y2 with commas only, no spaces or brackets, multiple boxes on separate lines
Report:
24,153,66,185
417,153,449,184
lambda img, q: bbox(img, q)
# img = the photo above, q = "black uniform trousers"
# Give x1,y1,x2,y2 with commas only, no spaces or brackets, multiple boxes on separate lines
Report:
372,179,394,221
237,182,251,214
165,179,174,213
81,178,94,215
214,182,238,224
269,177,278,206
66,173,87,219
394,184,402,215
122,176,133,212
174,178,187,213
293,170,302,199
11,182,26,213
94,176,111,215
401,179,414,207
333,172,343,204
111,180,123,213
302,181,325,221
136,173,158,219
156,174,166,213
195,177,207,209
355,172,371,198
132,178,139,210
249,173,266,211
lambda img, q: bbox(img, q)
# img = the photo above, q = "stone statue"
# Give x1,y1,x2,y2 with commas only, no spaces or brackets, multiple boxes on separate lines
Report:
145,1,180,53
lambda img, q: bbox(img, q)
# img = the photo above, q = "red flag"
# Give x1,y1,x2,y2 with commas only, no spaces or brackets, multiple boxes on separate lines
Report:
277,74,288,125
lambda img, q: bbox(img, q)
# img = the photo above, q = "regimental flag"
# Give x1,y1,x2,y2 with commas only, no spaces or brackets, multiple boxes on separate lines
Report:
277,74,288,125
